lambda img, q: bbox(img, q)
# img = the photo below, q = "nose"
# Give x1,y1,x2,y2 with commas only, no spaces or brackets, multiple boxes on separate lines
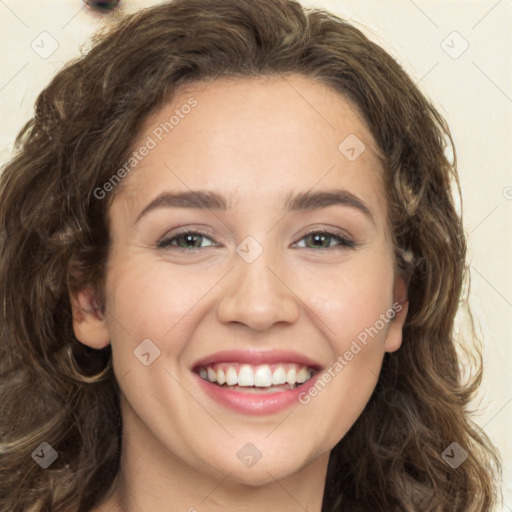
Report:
216,246,301,332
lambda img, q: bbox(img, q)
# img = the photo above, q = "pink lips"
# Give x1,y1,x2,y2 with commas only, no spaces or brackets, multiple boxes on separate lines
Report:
192,349,323,415
192,349,323,371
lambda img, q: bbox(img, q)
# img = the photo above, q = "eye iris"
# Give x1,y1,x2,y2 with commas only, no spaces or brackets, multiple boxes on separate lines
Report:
309,233,330,248
178,234,202,248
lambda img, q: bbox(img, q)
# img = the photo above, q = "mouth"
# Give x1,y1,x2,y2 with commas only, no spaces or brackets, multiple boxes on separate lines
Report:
194,362,316,393
191,350,322,415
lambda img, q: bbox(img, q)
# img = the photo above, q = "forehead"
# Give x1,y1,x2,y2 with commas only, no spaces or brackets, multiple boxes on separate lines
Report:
113,74,387,224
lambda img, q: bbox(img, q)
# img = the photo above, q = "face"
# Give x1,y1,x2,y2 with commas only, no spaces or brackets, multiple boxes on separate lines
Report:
72,74,408,486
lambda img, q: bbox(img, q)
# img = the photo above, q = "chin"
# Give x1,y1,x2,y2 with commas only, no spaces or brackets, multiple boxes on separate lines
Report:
225,465,299,487
205,449,311,487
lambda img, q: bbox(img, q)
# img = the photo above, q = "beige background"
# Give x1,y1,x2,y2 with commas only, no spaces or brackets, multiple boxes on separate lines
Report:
1,0,511,509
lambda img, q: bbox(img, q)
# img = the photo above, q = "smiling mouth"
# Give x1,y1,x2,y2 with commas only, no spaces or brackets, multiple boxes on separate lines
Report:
194,362,315,393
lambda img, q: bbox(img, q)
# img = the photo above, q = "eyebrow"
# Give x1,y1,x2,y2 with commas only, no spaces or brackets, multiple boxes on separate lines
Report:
134,188,375,225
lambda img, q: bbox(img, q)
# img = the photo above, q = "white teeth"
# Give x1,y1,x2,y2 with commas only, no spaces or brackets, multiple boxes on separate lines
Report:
271,366,287,385
286,367,297,386
197,363,314,388
225,366,238,386
296,366,309,384
217,368,226,385
238,365,255,386
207,367,216,383
254,365,272,387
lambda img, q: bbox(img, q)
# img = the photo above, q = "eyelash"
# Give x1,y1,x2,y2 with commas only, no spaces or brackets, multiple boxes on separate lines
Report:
156,228,356,251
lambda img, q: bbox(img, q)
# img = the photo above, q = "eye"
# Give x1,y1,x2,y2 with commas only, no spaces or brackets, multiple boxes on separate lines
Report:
157,231,218,250
293,229,356,250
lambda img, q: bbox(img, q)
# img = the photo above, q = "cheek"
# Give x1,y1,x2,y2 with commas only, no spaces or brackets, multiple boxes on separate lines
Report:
104,259,208,418
297,257,395,439
104,255,229,395
308,256,395,345
314,361,381,444
106,257,214,339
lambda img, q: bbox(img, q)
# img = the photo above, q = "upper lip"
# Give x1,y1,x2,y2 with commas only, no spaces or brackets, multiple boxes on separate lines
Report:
191,349,323,372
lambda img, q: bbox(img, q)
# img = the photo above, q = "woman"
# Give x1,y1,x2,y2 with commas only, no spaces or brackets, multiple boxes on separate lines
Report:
0,0,501,510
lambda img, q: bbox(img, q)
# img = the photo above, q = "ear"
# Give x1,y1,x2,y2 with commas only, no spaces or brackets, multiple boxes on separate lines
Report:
69,287,110,349
383,274,409,353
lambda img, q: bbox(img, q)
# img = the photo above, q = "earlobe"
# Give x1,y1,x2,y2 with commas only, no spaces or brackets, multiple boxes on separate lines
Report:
383,276,409,353
70,288,110,350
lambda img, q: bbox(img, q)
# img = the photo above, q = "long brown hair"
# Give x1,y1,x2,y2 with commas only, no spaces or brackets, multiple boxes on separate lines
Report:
0,1,501,510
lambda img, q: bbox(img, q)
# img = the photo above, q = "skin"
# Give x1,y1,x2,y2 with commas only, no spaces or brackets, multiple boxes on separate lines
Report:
71,74,409,512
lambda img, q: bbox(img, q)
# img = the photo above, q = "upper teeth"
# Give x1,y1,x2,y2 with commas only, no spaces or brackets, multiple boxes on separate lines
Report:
197,363,313,387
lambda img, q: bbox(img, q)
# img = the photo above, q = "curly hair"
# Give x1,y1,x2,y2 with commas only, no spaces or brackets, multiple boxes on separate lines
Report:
0,0,502,511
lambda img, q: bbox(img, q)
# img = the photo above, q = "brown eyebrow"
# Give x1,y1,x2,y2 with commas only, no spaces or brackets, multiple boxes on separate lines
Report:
283,189,375,224
134,188,375,225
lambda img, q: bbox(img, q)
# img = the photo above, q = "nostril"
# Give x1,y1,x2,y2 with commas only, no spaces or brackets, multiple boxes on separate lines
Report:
83,0,121,14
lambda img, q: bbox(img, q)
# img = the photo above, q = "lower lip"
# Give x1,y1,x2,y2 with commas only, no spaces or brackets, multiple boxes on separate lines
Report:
194,372,320,415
